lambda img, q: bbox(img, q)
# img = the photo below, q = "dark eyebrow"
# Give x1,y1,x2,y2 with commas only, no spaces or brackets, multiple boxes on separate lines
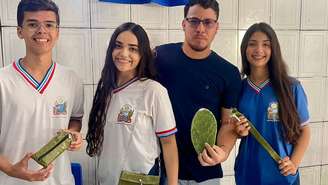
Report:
115,40,138,47
248,39,271,42
25,19,57,23
128,44,139,48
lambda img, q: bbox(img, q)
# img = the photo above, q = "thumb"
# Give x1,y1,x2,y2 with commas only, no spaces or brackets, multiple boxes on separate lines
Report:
21,153,33,165
283,156,290,161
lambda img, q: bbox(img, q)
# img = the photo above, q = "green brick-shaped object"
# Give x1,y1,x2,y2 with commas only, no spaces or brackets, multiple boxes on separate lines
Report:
32,131,72,167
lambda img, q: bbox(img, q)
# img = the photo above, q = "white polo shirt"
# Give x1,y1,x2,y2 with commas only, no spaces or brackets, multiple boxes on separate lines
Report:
97,78,177,185
0,60,84,185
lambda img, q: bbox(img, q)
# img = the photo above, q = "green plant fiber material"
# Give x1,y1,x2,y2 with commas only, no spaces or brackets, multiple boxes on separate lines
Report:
118,170,160,185
32,131,72,167
191,108,217,154
231,108,281,163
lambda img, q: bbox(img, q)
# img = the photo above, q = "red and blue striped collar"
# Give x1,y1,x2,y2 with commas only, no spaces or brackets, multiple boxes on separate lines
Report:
113,77,139,94
13,59,56,94
247,78,270,93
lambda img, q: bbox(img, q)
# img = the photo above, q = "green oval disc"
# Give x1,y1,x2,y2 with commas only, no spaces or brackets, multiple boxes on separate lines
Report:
191,108,217,154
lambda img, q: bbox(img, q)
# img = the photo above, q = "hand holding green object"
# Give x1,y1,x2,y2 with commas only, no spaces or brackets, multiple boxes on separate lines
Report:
231,108,281,163
32,131,72,167
191,108,217,154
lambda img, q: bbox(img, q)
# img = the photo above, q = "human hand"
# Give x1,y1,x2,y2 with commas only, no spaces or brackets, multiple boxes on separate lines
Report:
233,115,250,137
198,143,228,166
63,129,83,151
279,156,298,176
7,153,53,181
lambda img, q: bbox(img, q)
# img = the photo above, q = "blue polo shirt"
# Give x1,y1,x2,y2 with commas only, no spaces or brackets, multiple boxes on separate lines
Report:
154,43,241,182
235,78,310,185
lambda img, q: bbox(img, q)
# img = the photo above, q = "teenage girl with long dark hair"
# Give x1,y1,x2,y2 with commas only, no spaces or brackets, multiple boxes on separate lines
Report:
234,22,310,185
86,22,178,185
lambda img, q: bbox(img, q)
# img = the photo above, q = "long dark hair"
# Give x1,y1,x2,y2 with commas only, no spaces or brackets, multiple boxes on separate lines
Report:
86,22,156,156
240,22,301,144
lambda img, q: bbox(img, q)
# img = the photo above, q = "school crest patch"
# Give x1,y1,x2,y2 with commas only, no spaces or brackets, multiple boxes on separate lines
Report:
117,104,134,124
53,97,67,116
267,102,279,122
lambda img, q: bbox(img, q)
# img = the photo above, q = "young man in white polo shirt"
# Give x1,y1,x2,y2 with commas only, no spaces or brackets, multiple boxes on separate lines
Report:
0,0,84,185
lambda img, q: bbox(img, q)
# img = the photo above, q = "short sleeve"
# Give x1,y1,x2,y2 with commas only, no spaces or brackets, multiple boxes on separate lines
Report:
222,66,242,109
293,81,310,126
71,74,84,121
149,82,177,138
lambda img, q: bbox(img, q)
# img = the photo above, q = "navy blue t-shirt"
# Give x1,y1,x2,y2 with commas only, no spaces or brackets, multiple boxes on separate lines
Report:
154,43,241,182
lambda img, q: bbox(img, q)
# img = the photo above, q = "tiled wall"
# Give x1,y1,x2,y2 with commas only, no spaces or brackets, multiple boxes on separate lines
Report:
1,0,328,184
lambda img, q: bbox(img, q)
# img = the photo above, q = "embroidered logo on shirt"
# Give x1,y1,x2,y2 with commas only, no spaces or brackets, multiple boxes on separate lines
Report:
117,104,134,124
53,97,67,116
267,102,279,122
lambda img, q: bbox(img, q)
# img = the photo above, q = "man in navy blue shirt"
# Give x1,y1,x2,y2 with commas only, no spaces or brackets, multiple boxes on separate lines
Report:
155,0,241,184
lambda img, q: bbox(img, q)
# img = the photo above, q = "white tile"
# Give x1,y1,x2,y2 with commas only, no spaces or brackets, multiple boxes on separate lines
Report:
212,30,238,67
1,27,26,66
131,4,168,29
299,32,327,77
275,31,299,77
69,85,96,185
145,29,168,49
221,146,236,176
91,0,130,28
327,45,328,78
301,0,328,30
53,0,90,27
321,165,328,185
235,139,241,154
0,0,19,26
168,30,184,43
221,175,236,185
68,85,95,185
237,30,246,71
238,0,270,29
271,0,301,29
91,29,114,84
299,123,322,167
81,85,94,135
325,78,328,121
217,0,238,29
0,34,3,68
322,123,328,164
168,6,184,29
55,29,92,84
69,142,96,185
299,78,325,122
299,166,321,185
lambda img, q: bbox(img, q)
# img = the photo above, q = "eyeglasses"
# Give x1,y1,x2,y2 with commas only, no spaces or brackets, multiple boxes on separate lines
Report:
22,21,58,32
185,17,217,29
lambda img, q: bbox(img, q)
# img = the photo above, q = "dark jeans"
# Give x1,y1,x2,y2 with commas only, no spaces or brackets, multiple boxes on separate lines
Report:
148,158,167,185
148,159,160,176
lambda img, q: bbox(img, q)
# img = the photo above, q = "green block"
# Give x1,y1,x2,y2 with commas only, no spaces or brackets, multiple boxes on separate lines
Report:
191,108,217,154
32,131,72,167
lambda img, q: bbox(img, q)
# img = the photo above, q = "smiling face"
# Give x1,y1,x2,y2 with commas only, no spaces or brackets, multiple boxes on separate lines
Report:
182,5,218,53
17,11,59,56
112,31,141,78
246,31,272,71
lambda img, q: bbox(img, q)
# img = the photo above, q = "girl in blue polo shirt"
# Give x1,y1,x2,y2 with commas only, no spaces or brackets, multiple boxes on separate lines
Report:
234,22,310,185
